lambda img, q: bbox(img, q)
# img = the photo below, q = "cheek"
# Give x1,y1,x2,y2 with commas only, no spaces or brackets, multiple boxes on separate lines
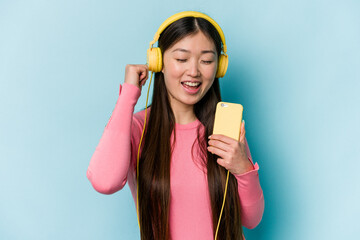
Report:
167,61,183,78
163,63,181,89
203,65,217,80
163,60,182,79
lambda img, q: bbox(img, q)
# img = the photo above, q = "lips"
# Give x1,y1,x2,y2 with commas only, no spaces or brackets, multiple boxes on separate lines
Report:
181,81,202,94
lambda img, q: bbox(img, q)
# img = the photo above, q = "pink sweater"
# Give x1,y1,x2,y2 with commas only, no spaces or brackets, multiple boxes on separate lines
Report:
87,83,264,239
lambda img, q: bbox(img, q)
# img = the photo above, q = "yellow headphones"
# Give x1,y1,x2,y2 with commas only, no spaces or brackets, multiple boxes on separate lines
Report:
146,11,229,78
137,11,230,240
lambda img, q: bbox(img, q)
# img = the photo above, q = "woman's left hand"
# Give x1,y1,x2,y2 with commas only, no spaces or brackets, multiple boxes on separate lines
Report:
207,120,254,175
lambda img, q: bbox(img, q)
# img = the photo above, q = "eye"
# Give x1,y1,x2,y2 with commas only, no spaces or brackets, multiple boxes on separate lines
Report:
176,59,187,62
202,60,213,64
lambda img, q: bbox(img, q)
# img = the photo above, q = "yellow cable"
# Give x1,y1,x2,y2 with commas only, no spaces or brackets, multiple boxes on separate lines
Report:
215,170,230,240
136,71,154,231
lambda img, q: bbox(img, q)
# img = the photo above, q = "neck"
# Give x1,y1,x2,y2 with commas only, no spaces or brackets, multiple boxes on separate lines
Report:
170,103,197,125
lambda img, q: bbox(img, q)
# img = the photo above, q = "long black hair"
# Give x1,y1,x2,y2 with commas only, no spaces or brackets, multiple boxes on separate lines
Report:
138,16,243,240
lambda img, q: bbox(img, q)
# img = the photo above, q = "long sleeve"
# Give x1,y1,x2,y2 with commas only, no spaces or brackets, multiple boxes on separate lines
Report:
233,137,265,229
86,83,141,194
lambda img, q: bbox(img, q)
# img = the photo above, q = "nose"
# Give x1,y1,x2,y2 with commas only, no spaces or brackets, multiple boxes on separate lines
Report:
187,59,200,77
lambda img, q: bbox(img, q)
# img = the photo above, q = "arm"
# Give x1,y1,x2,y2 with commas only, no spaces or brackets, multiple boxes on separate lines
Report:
233,138,264,229
86,83,141,194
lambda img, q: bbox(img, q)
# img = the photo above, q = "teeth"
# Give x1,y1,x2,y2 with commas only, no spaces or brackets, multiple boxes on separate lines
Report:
183,82,200,87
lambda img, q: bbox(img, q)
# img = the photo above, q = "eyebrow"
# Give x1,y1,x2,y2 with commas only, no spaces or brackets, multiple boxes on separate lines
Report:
171,48,216,55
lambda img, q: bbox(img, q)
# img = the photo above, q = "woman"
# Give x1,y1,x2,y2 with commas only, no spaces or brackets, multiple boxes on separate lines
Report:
87,11,264,240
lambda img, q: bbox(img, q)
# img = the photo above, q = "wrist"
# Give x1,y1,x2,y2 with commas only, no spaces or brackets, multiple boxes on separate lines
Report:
233,158,254,175
124,81,140,90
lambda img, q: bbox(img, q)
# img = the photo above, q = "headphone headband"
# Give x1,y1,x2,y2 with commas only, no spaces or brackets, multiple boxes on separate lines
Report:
149,11,227,54
146,11,228,78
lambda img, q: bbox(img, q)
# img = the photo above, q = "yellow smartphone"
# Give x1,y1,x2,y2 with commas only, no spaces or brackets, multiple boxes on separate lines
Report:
213,102,243,141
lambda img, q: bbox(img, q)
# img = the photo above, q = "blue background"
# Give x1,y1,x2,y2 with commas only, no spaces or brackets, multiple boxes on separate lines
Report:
1,0,359,239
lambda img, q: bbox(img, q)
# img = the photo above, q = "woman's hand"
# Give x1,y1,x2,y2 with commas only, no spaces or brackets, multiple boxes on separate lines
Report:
207,120,254,175
124,64,149,90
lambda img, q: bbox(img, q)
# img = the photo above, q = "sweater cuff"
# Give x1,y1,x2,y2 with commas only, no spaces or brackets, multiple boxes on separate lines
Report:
233,161,259,183
233,162,263,204
121,82,141,102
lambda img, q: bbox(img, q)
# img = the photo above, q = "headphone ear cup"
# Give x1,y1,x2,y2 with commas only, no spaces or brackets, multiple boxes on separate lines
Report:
147,47,163,72
216,54,228,78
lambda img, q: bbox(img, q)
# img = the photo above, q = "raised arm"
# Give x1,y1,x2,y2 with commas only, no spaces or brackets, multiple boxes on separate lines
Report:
87,64,149,194
86,83,141,194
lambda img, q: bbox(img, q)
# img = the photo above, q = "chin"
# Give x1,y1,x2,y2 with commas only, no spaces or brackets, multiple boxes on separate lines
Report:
181,96,202,106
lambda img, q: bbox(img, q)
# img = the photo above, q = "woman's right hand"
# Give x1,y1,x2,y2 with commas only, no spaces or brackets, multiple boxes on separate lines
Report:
124,64,149,90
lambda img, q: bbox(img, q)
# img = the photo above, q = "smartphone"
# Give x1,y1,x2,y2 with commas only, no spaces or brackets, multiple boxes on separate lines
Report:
213,102,243,141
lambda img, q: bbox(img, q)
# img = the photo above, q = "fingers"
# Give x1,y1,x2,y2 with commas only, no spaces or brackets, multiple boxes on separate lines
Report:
139,65,149,81
208,138,232,153
207,145,228,159
239,120,246,143
208,135,236,159
208,120,247,156
125,64,149,88
140,65,150,87
209,121,249,173
216,158,227,169
208,134,235,144
137,65,149,86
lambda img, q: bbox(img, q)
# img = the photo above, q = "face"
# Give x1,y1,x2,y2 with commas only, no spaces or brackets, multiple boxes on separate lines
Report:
161,31,218,111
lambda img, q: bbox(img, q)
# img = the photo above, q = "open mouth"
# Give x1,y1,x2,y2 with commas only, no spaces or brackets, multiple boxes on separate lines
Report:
181,81,202,89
